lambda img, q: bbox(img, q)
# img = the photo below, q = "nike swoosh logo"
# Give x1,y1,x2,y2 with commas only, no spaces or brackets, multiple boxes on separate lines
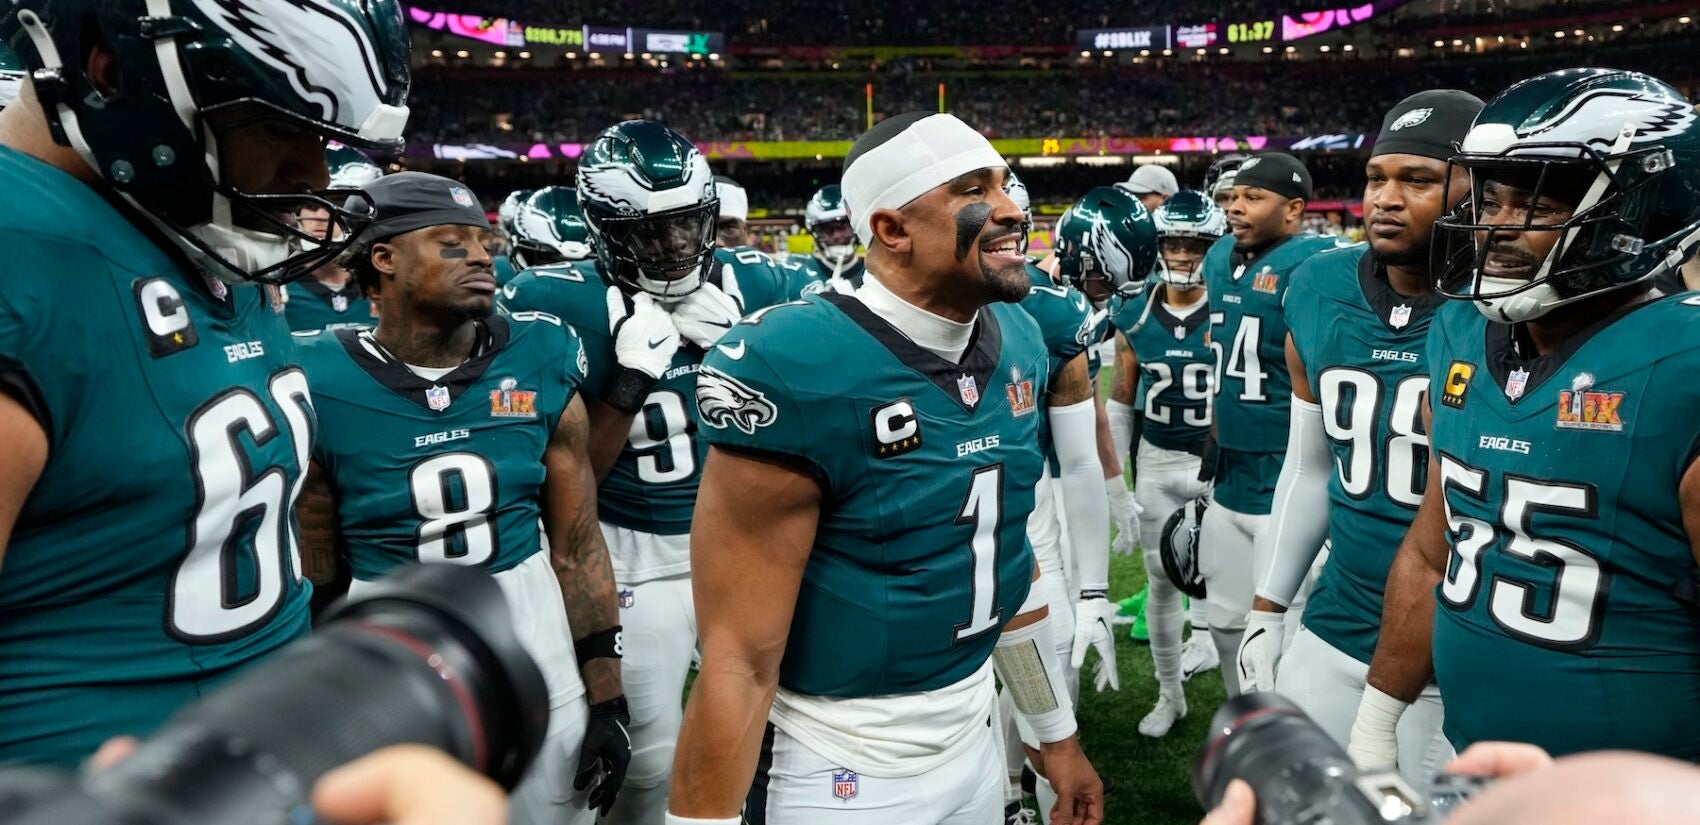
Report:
501,285,517,299
705,319,732,329
648,335,671,348
716,341,746,360
1239,627,1267,679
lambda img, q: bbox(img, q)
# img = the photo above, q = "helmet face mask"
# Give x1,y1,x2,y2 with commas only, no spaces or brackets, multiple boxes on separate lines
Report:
577,120,719,300
1153,190,1226,289
4,1,412,285
1004,171,1033,254
1432,69,1700,323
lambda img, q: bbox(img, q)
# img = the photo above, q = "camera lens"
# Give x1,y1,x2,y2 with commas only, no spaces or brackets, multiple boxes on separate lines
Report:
1193,692,1362,817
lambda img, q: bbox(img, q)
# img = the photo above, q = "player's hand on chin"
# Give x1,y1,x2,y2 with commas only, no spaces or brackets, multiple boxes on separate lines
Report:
1040,736,1104,825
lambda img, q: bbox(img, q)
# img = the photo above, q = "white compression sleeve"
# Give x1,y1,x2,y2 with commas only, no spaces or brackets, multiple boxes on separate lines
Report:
1049,398,1110,593
994,613,1078,743
1255,395,1333,607
1105,398,1135,467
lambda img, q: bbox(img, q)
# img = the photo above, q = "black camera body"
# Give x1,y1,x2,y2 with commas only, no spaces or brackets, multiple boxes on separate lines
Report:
0,565,550,825
1194,693,1488,825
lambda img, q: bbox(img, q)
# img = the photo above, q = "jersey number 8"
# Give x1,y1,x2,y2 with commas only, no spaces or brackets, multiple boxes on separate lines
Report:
410,453,500,566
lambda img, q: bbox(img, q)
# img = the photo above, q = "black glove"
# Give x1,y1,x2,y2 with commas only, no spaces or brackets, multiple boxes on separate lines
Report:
575,695,632,816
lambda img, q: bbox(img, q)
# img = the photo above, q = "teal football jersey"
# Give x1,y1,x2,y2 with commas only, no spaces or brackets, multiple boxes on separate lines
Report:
0,147,310,767
697,293,1049,696
1205,231,1338,512
1124,284,1213,452
789,255,865,299
1427,294,1700,758
499,246,791,536
283,276,373,333
1284,246,1442,664
299,316,582,580
493,253,519,287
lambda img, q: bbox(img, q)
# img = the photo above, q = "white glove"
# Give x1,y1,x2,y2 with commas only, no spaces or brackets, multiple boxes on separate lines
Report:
1347,685,1409,770
1235,609,1287,693
606,287,680,379
1069,592,1121,692
1107,476,1142,556
669,280,743,349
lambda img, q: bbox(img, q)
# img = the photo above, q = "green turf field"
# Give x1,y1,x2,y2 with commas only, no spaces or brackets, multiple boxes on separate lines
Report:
1078,548,1224,825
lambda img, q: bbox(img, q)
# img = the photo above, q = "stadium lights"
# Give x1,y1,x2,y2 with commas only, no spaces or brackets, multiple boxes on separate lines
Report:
569,52,582,59
1196,48,1206,55
1343,44,1354,51
642,52,652,59
1140,49,1151,56
1553,30,1564,37
494,50,506,58
1263,45,1275,53
518,50,530,59
1162,48,1173,56
1285,45,1296,52
1497,34,1505,42
1219,47,1230,54
832,61,840,68
710,53,721,60
430,48,443,57
1319,44,1330,52
1017,157,1067,168
1612,24,1624,32
1433,39,1443,47
1684,16,1694,24
1078,156,1127,167
1521,40,1528,48
1080,50,1090,57
455,49,469,58
624,53,634,59
1451,38,1463,46
1573,28,1584,35
1103,50,1113,57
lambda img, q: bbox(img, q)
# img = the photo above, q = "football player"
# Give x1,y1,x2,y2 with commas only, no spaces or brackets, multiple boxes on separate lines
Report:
1119,164,1180,213
1197,152,1338,696
495,188,537,287
715,175,751,249
1204,154,1251,211
0,0,408,767
1104,190,1225,736
283,148,385,333
510,186,596,271
500,120,793,825
1351,69,1700,764
792,183,866,293
295,173,630,823
669,113,1103,825
1233,90,1484,787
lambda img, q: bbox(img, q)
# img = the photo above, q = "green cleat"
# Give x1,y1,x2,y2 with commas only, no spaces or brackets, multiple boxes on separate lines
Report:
1117,584,1150,642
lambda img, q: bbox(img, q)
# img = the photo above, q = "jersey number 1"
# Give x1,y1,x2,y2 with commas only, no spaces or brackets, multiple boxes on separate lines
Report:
954,465,1004,643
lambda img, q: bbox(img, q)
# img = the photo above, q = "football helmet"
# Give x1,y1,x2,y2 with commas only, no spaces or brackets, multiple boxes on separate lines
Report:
804,184,858,272
1054,186,1159,308
1004,170,1034,254
511,186,595,270
1205,153,1252,205
327,145,384,189
577,120,718,300
1433,68,1700,322
2,0,412,284
1152,190,1227,289
1159,494,1210,601
0,42,21,110
497,189,536,239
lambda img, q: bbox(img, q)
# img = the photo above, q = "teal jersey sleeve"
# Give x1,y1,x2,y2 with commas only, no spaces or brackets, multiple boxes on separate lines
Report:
498,261,617,400
696,296,1049,697
302,315,581,581
1425,294,1700,759
282,278,373,333
492,253,518,287
713,246,797,312
1018,282,1092,382
0,147,310,767
1281,245,1443,665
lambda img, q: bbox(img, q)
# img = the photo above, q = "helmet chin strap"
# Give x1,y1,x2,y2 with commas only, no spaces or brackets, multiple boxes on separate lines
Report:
1475,277,1562,323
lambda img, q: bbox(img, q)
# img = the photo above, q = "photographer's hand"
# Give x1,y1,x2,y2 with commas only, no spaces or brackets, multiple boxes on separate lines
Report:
1199,779,1255,825
312,745,507,825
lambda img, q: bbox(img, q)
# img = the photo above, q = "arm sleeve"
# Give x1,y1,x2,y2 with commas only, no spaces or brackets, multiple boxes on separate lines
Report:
1049,397,1110,593
1254,395,1333,607
1106,398,1135,467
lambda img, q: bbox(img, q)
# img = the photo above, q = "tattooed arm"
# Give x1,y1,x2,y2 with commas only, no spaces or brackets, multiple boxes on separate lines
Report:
542,394,624,703
298,461,342,587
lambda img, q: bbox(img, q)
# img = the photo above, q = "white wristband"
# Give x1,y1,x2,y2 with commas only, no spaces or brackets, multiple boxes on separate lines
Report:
665,814,741,825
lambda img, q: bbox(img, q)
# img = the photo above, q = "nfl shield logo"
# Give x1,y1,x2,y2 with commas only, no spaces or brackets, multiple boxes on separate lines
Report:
832,769,858,802
1174,325,1186,340
332,294,349,313
957,374,980,406
449,186,475,207
426,384,451,411
617,589,635,608
1389,304,1412,329
1505,367,1530,401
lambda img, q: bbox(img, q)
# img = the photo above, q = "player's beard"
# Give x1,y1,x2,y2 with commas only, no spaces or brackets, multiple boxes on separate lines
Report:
980,253,1031,303
1376,223,1434,269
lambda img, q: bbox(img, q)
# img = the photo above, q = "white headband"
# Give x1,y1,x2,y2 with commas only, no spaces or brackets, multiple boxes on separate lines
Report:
842,113,1006,245
717,181,748,222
